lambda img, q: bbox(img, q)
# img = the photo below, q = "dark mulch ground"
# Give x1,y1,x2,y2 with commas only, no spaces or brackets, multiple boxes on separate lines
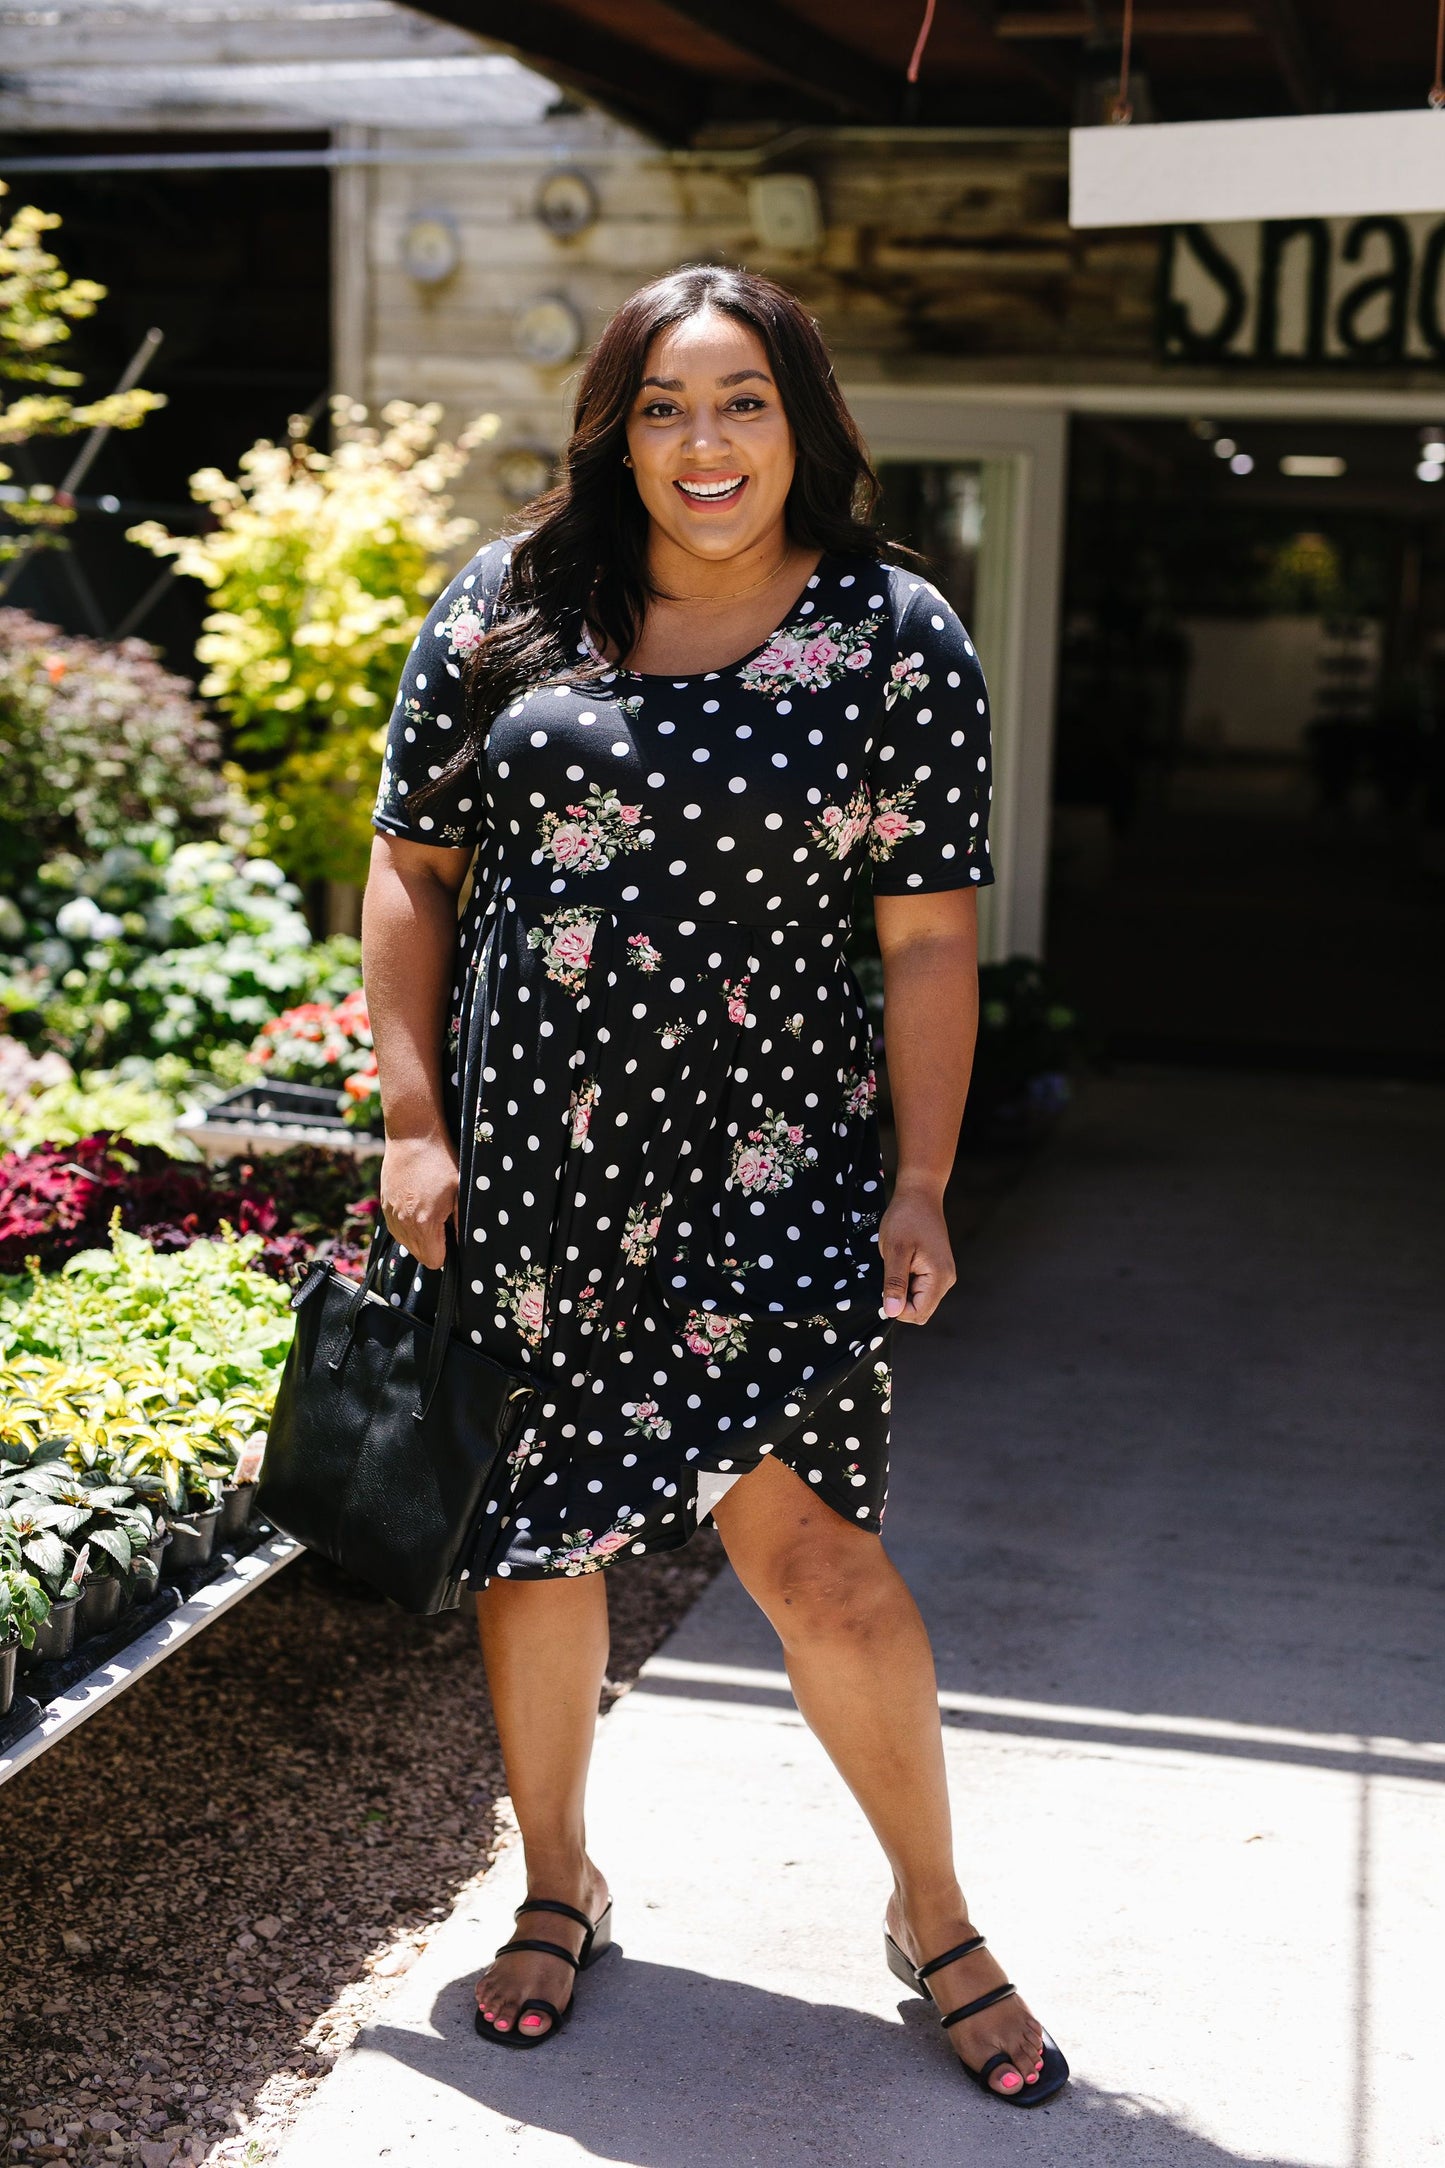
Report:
0,1532,726,2168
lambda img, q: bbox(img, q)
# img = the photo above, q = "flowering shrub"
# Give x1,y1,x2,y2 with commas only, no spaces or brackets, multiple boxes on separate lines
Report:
247,989,378,1126
129,398,496,886
0,1134,378,1277
0,831,361,1070
0,607,240,882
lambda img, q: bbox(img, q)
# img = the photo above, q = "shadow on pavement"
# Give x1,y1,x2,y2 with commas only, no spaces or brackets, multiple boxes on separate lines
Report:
355,1954,1301,2168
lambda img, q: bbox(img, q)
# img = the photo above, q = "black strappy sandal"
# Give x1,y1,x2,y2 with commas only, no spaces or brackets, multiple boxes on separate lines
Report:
474,1897,614,2050
885,1929,1069,2106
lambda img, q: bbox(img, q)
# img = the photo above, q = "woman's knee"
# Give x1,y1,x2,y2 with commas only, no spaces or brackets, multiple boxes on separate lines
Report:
742,1531,898,1647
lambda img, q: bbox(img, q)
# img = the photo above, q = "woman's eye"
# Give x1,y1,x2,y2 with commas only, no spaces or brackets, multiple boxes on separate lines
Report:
641,401,679,419
728,396,766,413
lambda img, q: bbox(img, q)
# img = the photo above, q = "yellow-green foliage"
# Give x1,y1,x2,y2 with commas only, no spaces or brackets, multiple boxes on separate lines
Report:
130,398,497,886
0,181,163,555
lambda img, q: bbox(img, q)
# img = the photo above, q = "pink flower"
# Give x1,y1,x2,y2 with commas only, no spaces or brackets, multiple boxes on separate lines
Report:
447,611,486,656
821,805,842,828
802,633,840,675
734,1145,773,1190
635,1399,659,1422
515,1284,545,1338
705,1314,730,1339
752,634,806,678
727,994,747,1024
552,923,596,971
787,1125,804,1143
548,823,592,867
592,1531,630,1555
618,804,642,826
845,645,872,670
685,1331,711,1355
571,1098,593,1145
871,809,913,845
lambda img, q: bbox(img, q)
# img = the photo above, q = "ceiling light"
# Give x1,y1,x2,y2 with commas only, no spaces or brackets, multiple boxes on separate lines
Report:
1279,455,1346,478
1213,437,1237,458
1229,452,1254,475
1417,459,1444,483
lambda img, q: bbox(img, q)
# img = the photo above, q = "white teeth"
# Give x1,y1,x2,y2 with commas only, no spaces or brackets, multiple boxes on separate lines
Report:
676,476,744,499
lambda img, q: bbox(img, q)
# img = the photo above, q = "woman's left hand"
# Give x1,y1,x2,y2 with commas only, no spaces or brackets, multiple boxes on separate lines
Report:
877,1185,956,1324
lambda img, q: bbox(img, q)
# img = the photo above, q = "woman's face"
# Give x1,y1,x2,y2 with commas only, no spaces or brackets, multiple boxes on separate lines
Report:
624,310,796,564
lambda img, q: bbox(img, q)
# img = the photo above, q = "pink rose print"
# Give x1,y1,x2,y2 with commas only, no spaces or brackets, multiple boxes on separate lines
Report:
627,931,663,973
801,633,840,675
527,907,599,995
569,1078,598,1148
539,784,651,876
548,823,591,868
867,786,924,863
500,1264,548,1352
446,610,486,658
808,783,871,862
737,614,881,697
729,1111,812,1194
844,645,872,670
682,1307,748,1363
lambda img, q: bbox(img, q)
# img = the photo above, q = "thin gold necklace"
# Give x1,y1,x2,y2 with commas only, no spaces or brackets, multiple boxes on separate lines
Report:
653,548,797,609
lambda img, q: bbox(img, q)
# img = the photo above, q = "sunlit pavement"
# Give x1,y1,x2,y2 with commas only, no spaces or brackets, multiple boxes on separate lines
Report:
275,1069,1445,2167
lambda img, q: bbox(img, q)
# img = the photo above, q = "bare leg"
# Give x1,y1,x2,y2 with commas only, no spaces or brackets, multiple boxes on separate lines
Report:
473,1573,611,2039
710,1455,1045,2095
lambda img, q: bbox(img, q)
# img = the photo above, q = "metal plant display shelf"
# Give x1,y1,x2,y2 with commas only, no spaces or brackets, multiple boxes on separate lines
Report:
0,1515,301,1784
179,1082,384,1163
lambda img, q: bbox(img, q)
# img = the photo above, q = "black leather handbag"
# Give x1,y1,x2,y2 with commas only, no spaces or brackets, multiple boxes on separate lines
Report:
256,1224,537,1614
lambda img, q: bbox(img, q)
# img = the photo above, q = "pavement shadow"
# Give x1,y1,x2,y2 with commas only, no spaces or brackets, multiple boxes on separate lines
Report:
353,1954,1300,2168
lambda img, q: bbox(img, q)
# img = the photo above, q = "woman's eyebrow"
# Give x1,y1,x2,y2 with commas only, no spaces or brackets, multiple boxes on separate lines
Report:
640,376,683,390
719,369,772,386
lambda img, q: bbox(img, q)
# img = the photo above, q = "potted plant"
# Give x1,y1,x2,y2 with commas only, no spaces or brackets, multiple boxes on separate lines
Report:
114,1430,228,1574
1,1489,88,1665
1,1522,50,1715
2,1461,144,1638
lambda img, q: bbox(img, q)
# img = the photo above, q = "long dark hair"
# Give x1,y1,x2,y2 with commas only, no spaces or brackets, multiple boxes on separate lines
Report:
416,265,889,804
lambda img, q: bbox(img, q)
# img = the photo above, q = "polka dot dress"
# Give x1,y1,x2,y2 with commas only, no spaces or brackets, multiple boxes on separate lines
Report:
371,541,994,1579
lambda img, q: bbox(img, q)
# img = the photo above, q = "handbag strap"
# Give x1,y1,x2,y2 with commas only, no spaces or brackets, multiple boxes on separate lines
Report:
416,1221,461,1423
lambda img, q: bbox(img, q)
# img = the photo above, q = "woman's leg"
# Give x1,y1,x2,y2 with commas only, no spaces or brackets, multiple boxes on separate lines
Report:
710,1456,1045,2095
473,1573,611,2038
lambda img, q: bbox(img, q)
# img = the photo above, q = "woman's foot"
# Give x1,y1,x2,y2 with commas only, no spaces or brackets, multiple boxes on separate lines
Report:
885,1890,1045,2097
475,1862,610,2042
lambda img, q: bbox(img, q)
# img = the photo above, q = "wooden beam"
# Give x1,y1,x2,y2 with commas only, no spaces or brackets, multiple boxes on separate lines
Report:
1247,0,1327,111
655,1,905,123
412,0,703,141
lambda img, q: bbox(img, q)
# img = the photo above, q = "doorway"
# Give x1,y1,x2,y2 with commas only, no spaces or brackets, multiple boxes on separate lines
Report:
1048,412,1445,1076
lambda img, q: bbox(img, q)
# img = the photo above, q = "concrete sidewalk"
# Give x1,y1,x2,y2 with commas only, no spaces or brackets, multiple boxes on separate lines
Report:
275,1070,1445,2168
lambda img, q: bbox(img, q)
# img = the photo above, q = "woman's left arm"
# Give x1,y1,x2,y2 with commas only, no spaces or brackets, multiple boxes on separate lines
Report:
873,888,980,1323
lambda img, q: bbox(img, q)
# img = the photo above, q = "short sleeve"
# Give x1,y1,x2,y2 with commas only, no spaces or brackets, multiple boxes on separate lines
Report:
866,574,994,896
370,537,512,848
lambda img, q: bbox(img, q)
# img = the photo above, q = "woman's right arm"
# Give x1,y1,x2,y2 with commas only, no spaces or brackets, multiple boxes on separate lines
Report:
362,833,472,1270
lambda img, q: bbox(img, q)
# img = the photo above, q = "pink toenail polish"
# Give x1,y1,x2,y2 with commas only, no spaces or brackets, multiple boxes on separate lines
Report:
1000,2073,1021,2089
1026,2073,1039,2084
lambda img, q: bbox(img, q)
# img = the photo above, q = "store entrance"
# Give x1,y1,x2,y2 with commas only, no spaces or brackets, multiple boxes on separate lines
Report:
1048,413,1445,1076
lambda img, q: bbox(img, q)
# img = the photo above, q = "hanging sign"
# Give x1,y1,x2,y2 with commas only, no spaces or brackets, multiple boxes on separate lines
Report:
1160,215,1445,365
1071,109,1445,229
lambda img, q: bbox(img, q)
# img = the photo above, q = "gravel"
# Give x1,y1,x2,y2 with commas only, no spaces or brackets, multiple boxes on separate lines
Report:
0,1531,725,2167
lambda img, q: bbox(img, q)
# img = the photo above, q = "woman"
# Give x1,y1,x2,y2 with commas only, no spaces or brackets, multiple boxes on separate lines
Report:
364,265,1067,2106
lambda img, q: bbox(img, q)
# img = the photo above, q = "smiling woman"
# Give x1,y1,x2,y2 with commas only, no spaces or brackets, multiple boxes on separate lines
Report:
359,264,1068,2106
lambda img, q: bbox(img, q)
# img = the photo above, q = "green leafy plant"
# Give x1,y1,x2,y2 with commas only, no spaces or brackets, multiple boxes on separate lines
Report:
129,397,496,885
0,1520,49,1649
0,830,361,1071
0,180,163,562
0,607,243,886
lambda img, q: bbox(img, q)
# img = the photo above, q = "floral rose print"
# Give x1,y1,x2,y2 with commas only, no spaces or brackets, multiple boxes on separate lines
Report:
873,1359,893,1413
569,1077,598,1148
625,1397,672,1442
722,974,751,1026
658,1019,691,1048
841,1067,877,1119
527,906,600,995
536,1509,646,1576
868,785,924,861
621,1198,667,1267
627,931,663,973
737,614,880,697
539,784,650,876
808,782,872,862
730,1111,813,1195
683,1307,749,1362
884,650,930,708
576,1284,604,1325
499,1263,547,1351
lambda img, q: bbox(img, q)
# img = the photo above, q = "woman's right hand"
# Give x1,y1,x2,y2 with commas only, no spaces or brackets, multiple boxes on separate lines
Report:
378,1131,459,1270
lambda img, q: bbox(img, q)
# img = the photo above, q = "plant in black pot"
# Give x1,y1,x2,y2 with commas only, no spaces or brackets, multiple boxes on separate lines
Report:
114,1430,229,1576
0,1518,50,1716
3,1496,84,1667
11,1463,156,1638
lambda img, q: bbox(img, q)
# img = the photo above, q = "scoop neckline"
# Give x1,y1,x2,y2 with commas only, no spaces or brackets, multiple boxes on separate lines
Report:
610,550,836,684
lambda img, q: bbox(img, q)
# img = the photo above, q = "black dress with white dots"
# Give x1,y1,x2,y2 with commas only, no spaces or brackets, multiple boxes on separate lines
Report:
371,539,993,1579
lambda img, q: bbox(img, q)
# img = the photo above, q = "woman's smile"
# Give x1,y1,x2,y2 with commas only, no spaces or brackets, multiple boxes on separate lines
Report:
673,472,749,507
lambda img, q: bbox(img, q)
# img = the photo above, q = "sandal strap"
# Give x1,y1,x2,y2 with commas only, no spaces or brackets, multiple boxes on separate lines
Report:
940,1982,1018,2030
972,2049,1016,2085
515,1997,564,2026
494,1937,581,1971
917,1934,987,1981
514,1898,595,1932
